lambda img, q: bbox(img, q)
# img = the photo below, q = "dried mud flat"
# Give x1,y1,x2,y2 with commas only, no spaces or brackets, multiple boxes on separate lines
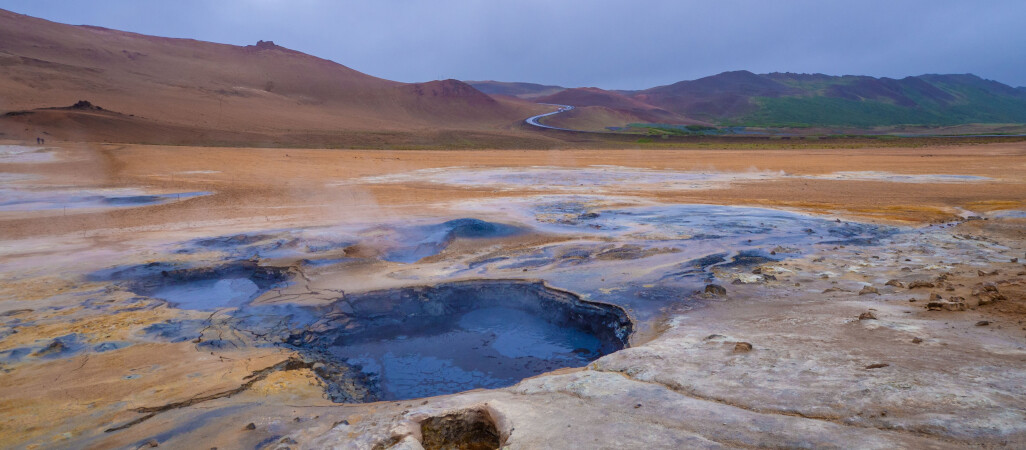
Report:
1,141,1026,449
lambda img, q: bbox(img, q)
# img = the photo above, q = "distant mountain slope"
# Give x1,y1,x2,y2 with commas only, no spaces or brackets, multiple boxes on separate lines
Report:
466,81,566,100
536,105,709,132
0,9,550,145
538,87,658,111
524,70,1026,129
633,70,796,120
535,88,697,125
738,73,1026,127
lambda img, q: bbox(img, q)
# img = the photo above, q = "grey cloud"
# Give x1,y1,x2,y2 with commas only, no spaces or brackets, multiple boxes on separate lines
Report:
2,0,1023,88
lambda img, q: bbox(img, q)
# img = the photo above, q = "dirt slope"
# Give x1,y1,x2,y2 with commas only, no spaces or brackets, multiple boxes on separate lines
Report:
466,81,566,100
0,9,550,145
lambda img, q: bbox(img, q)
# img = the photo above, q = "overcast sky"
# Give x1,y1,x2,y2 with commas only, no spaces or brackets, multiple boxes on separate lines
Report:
3,0,1024,89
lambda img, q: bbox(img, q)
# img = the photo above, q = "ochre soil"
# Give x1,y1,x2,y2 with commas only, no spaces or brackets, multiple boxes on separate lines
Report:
2,140,1025,448
2,141,1025,240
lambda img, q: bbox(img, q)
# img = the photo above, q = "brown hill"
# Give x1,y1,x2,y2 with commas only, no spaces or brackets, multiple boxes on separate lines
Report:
0,9,551,146
536,87,700,125
466,81,565,100
538,87,656,110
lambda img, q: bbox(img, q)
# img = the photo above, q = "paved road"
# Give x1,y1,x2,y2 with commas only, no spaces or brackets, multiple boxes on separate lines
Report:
524,104,576,131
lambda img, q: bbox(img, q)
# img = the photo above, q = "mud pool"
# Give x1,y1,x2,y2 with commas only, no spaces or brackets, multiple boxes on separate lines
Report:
94,261,292,311
71,200,900,403
321,307,604,401
286,280,632,402
5,197,902,406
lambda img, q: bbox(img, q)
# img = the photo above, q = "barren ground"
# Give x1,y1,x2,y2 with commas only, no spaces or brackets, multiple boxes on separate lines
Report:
1,140,1025,449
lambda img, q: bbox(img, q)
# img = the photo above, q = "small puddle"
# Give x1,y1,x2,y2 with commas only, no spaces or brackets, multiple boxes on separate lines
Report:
803,171,992,183
0,189,210,212
150,278,261,310
0,145,59,163
987,210,1026,219
94,261,292,311
348,166,780,193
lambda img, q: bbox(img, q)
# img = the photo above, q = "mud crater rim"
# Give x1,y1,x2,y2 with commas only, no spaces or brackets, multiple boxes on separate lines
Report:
287,279,634,403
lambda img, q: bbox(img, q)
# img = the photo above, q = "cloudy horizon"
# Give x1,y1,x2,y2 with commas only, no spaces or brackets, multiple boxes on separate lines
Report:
2,0,1023,90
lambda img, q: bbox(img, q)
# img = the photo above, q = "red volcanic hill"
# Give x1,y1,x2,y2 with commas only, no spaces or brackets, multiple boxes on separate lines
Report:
538,87,658,111
466,81,566,100
535,87,708,127
0,9,550,146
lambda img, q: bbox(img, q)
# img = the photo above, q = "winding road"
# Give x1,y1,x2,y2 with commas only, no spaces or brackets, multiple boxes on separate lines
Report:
524,103,576,131
522,104,1026,139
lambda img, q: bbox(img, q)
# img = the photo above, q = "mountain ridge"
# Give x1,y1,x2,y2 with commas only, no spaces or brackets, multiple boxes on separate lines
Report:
497,70,1026,129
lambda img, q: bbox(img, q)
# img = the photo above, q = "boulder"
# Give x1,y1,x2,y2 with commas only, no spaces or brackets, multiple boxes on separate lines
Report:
972,284,1005,305
704,284,727,296
926,300,967,311
908,280,935,289
859,286,879,295
885,279,904,288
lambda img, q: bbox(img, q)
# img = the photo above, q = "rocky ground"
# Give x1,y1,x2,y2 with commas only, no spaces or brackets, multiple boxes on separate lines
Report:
1,141,1025,449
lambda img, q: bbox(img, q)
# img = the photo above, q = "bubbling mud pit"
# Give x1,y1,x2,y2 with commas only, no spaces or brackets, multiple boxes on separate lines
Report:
12,189,997,448
87,202,901,414
98,258,634,403
287,280,633,402
86,203,898,406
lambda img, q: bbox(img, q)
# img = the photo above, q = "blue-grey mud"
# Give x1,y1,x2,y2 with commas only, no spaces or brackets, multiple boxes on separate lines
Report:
92,201,867,403
2,144,1026,449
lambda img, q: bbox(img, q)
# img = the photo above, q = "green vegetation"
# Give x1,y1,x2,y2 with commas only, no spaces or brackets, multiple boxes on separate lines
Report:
619,135,1026,150
740,97,946,127
684,124,717,132
626,123,720,136
736,76,1026,128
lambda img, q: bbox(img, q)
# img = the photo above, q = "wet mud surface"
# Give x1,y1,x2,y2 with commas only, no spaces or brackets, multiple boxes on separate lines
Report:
0,188,210,212
2,201,896,407
350,165,1003,194
288,280,631,402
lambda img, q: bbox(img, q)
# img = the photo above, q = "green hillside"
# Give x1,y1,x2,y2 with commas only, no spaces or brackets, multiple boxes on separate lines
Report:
735,74,1026,127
